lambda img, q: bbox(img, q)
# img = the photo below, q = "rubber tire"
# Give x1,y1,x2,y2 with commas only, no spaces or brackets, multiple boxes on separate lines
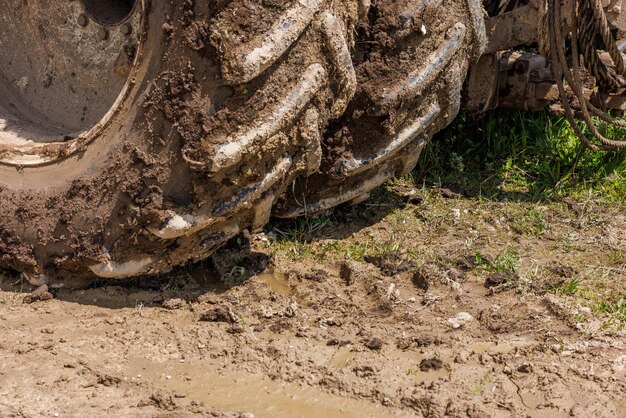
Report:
0,0,485,287
275,0,487,218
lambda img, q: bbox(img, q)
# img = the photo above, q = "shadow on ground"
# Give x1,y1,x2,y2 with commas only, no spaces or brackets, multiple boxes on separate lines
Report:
3,108,625,309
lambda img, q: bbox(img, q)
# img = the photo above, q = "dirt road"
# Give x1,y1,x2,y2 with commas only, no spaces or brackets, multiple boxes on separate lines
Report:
1,186,625,417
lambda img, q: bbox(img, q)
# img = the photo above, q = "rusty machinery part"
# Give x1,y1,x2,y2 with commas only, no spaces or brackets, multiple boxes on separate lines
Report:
274,0,487,218
468,0,626,150
0,0,391,285
545,0,626,150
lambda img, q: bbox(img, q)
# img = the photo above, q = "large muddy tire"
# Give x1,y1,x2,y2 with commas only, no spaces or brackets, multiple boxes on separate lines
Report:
0,0,485,286
275,0,487,217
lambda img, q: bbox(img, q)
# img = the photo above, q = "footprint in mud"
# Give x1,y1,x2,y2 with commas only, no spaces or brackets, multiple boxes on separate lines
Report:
364,252,417,277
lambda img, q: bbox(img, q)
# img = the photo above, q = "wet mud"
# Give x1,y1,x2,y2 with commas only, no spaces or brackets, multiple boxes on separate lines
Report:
1,189,625,417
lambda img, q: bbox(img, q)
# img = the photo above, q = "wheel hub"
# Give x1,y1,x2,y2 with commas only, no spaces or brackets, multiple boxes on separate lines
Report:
0,0,142,166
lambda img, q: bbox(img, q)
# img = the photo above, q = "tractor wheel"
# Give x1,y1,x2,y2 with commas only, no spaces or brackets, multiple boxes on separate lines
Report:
275,0,486,218
0,0,484,286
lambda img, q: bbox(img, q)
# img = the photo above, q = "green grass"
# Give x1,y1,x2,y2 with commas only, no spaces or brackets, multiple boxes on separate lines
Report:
558,279,581,296
475,248,520,273
416,110,626,202
266,110,626,329
595,298,626,327
271,214,334,243
575,279,625,330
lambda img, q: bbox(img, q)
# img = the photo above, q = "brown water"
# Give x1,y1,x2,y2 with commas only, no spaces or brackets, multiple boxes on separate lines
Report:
127,358,404,418
256,271,292,296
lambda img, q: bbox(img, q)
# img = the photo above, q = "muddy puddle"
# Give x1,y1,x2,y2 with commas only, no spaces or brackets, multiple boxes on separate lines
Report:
469,338,538,354
191,266,295,298
126,358,403,418
255,271,292,297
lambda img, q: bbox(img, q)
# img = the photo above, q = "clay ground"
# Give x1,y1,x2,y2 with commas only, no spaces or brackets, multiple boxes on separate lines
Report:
1,178,625,418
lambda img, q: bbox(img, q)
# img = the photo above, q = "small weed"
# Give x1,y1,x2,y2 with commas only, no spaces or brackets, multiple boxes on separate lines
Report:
160,278,183,292
374,237,401,257
594,297,626,328
559,279,580,296
237,312,258,340
135,303,145,317
271,215,333,243
511,206,546,236
277,242,314,260
474,372,493,395
343,242,368,261
392,209,413,225
222,266,247,285
406,367,420,376
475,248,520,273
544,267,626,329
561,234,582,252
13,274,27,287
607,250,626,266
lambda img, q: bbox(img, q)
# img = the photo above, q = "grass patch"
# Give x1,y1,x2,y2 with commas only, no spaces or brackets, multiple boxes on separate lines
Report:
475,248,520,273
271,214,334,243
416,110,626,202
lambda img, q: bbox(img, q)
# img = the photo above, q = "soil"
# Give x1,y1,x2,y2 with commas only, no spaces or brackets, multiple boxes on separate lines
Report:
1,187,625,418
0,2,624,417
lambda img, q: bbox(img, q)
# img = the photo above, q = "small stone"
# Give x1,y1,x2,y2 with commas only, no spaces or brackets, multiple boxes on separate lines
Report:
485,272,519,288
162,298,185,310
455,350,471,364
197,293,220,304
120,23,133,36
419,358,444,372
549,265,578,278
365,338,384,350
227,323,245,334
611,355,626,373
456,312,473,321
303,269,329,282
199,304,238,323
98,28,109,41
397,339,411,350
353,365,377,378
447,312,473,329
412,265,435,291
386,283,400,303
517,362,532,373
339,261,358,285
23,284,53,304
77,13,89,27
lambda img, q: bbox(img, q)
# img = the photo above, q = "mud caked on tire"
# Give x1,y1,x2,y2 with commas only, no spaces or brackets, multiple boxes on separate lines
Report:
0,0,486,286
